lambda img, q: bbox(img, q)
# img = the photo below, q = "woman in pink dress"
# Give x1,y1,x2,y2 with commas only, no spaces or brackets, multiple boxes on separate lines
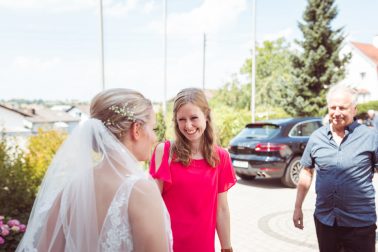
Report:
150,88,236,252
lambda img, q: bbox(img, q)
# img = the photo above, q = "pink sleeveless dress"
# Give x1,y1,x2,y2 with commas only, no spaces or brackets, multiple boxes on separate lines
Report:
149,141,236,252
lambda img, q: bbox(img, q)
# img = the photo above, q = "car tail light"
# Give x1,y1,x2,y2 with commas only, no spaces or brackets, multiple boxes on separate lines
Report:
255,143,287,152
259,167,281,172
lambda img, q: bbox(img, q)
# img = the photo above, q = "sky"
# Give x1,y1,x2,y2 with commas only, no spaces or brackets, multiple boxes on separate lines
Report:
0,0,377,103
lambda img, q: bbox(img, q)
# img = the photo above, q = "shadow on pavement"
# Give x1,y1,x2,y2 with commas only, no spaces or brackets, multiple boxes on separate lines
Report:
236,177,293,189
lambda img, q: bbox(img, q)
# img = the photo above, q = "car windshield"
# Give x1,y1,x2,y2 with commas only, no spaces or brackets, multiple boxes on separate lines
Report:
236,124,280,139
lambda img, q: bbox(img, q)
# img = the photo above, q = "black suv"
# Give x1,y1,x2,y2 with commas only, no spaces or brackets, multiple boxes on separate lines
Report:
228,117,323,187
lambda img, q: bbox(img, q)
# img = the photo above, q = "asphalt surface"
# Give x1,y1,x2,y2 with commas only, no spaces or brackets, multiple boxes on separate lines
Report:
215,176,378,252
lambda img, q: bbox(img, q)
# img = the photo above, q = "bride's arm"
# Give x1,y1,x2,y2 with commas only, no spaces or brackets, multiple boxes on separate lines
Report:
37,194,65,252
129,179,170,252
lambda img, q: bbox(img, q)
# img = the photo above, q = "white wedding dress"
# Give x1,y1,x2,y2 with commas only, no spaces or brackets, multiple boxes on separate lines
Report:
98,174,172,252
16,119,172,252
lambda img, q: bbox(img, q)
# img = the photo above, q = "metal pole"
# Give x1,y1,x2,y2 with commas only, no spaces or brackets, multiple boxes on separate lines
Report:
99,0,105,90
202,33,206,90
163,0,167,116
251,0,256,122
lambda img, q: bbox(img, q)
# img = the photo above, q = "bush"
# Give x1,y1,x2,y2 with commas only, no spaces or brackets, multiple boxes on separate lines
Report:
356,100,378,119
0,136,36,224
212,106,251,147
0,130,66,224
25,129,67,182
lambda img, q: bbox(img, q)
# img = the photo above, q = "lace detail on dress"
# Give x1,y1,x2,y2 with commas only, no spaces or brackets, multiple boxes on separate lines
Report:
100,177,137,252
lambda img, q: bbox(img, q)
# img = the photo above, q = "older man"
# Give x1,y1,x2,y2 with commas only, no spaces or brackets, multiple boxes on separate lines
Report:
293,85,378,252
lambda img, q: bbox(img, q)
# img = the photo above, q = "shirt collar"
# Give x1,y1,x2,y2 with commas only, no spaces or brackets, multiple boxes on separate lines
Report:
326,120,359,140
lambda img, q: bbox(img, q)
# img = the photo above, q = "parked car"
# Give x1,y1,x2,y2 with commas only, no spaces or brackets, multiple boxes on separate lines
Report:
228,117,323,187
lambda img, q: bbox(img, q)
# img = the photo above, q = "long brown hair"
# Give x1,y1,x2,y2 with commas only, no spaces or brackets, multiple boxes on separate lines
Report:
171,88,219,167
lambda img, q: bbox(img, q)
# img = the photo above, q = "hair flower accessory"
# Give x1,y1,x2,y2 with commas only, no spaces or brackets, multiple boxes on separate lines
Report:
104,103,136,126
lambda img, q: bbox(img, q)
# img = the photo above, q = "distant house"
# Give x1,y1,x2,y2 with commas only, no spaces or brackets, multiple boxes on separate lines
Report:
0,103,80,136
0,104,32,136
340,36,378,103
27,107,80,133
51,104,90,121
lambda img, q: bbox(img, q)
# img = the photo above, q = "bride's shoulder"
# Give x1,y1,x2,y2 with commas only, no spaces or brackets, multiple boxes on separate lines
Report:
128,178,163,217
130,177,160,198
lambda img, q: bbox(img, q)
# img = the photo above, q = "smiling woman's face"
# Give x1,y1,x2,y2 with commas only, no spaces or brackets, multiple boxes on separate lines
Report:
176,102,207,144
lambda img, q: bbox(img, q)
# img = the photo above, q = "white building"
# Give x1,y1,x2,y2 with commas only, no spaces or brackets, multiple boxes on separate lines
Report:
0,104,33,136
340,36,378,103
0,104,80,136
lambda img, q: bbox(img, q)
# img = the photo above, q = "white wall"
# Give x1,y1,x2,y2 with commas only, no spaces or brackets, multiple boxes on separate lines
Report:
340,43,378,102
0,107,30,134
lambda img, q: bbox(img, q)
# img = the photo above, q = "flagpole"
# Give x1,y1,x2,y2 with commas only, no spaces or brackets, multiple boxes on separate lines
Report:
251,0,256,122
99,0,105,90
163,0,167,116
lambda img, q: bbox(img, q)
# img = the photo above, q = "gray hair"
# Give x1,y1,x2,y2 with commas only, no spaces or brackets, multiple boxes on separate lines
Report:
326,85,358,106
90,88,152,139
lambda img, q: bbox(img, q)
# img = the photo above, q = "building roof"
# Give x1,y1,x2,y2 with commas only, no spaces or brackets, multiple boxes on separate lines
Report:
0,103,33,117
0,103,80,123
351,41,378,66
27,107,80,123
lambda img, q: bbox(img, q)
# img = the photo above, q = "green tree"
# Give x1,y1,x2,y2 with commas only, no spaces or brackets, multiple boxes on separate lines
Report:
155,109,167,142
241,38,294,109
281,0,350,116
211,76,250,110
212,38,293,113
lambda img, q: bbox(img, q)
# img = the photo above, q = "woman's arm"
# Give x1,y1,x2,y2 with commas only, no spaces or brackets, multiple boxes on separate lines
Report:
216,191,232,250
37,194,65,252
129,179,170,252
153,143,165,193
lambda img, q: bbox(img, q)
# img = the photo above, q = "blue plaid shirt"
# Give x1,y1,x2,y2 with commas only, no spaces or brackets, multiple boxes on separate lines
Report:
301,121,378,227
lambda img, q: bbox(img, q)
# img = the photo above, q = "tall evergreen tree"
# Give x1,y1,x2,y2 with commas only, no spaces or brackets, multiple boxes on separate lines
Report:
280,0,350,116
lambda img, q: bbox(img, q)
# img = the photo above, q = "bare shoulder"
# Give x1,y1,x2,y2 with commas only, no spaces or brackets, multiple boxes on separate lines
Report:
132,179,161,198
128,179,163,218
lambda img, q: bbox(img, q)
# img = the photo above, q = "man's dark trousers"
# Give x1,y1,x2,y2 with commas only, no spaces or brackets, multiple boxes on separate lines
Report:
314,216,376,252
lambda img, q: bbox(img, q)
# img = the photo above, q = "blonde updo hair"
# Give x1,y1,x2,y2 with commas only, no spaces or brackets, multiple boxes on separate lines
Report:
90,88,152,139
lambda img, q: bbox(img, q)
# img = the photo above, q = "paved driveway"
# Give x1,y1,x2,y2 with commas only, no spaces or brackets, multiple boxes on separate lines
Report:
216,176,378,252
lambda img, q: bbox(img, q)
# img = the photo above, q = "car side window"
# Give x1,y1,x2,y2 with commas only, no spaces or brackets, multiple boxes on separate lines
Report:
290,121,321,137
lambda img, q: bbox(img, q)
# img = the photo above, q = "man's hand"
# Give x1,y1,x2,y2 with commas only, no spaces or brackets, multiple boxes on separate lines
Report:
293,208,304,229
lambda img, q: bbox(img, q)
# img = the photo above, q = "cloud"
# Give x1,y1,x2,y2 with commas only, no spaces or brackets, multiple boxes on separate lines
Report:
0,0,156,15
13,56,61,71
261,28,294,42
149,0,247,36
104,0,137,17
141,0,156,14
0,0,96,12
0,56,100,100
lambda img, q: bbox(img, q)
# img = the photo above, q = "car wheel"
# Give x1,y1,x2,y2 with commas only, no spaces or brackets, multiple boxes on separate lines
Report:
236,172,256,180
281,156,303,188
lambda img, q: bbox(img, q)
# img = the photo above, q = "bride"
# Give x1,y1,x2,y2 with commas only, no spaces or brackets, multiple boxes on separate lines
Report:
17,88,172,251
